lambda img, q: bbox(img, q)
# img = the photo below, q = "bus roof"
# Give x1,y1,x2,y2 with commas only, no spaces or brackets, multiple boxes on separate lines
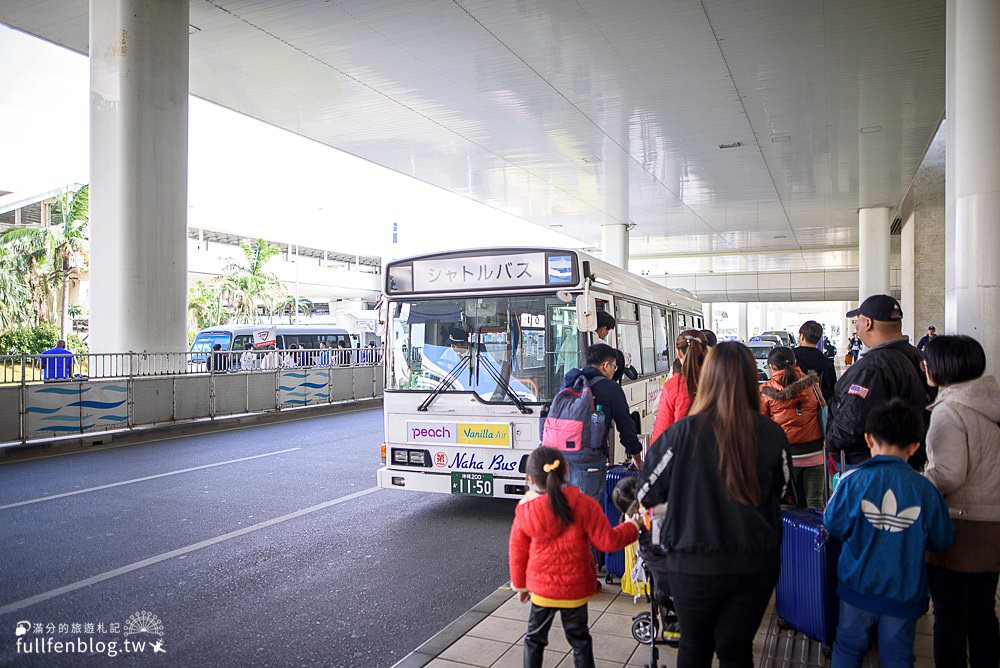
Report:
384,247,701,314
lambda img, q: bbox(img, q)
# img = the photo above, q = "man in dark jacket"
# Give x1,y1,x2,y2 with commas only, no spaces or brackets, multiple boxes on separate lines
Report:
794,320,837,402
562,343,644,507
827,295,930,467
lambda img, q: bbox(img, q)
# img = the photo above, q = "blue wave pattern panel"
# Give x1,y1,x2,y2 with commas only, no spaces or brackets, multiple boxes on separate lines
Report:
26,382,130,438
279,369,331,407
26,383,83,438
80,382,129,433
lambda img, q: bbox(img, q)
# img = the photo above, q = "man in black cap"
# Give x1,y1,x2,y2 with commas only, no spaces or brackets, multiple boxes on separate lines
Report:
826,295,930,468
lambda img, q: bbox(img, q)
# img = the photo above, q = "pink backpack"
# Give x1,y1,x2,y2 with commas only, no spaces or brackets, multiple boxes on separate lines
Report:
542,375,607,452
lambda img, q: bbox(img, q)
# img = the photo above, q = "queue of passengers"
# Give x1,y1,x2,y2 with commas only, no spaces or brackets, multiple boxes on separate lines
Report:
510,295,1000,668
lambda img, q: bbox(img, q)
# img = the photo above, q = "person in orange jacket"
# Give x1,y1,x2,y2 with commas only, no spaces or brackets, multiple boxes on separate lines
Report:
651,329,709,443
759,346,824,508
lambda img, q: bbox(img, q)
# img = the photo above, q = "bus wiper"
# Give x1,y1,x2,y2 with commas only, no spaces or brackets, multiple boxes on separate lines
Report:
474,343,532,415
417,353,472,412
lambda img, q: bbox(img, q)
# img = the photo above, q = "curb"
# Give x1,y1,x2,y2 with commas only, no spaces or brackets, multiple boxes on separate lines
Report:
391,584,515,668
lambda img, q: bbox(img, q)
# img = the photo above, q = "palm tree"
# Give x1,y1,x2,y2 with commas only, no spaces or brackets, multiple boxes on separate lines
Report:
48,185,89,338
0,184,89,334
281,295,313,324
218,239,284,324
0,243,32,329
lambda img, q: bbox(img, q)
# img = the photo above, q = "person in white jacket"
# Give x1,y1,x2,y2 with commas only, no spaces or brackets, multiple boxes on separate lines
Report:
923,334,1000,668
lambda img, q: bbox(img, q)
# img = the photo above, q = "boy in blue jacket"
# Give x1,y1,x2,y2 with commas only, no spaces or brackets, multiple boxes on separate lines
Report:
824,399,953,668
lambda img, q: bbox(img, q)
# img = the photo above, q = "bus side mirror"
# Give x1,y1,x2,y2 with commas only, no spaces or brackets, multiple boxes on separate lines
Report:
576,295,597,332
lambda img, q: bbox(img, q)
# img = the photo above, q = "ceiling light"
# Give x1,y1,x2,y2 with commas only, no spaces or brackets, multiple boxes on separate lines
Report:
582,156,602,164
860,126,882,134
550,224,564,228
718,141,742,149
774,235,787,239
771,135,791,143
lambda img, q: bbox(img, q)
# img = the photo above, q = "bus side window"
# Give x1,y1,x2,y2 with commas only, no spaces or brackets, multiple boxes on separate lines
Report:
277,335,286,349
233,335,252,350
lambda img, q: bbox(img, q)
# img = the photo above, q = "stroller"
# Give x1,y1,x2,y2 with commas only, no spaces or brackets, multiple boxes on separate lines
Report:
612,478,680,668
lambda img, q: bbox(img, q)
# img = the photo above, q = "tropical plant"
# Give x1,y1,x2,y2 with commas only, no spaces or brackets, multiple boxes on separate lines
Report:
0,322,59,356
67,304,83,318
0,184,89,335
0,243,32,329
218,239,284,324
188,280,229,333
281,295,313,324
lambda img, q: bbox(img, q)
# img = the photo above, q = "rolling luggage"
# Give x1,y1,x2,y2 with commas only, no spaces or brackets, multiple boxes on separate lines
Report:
603,466,640,582
775,508,841,649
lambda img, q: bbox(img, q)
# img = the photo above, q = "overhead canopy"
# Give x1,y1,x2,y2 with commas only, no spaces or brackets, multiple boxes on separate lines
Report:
0,0,944,275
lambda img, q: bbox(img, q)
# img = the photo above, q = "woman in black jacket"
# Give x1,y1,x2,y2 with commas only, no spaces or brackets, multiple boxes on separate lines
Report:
637,341,792,668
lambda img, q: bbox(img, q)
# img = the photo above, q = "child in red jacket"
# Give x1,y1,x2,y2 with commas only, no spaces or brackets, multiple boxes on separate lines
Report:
509,447,640,668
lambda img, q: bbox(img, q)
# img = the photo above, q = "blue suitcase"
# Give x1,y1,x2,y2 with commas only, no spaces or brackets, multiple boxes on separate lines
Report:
776,508,841,647
603,466,640,581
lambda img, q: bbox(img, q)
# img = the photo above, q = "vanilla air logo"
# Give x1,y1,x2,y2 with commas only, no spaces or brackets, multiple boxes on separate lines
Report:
862,489,921,532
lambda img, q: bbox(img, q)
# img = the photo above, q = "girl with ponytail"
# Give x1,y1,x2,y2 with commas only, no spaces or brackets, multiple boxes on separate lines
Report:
651,329,709,442
509,446,641,667
759,346,824,508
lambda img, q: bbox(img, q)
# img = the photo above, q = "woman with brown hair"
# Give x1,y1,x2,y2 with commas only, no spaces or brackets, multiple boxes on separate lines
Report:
638,342,792,668
651,329,708,442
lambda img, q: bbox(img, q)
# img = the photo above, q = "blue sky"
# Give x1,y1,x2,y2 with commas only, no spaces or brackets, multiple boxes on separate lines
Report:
0,24,583,259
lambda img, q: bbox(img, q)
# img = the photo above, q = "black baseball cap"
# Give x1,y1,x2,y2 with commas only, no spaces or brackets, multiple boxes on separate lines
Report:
846,294,903,321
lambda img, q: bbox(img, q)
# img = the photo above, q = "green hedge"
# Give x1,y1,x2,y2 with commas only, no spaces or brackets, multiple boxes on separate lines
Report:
0,324,87,356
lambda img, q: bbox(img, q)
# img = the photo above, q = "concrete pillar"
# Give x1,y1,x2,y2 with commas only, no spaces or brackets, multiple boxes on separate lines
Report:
601,111,630,270
738,303,748,342
858,207,890,300
947,0,1000,375
90,0,189,354
702,303,713,331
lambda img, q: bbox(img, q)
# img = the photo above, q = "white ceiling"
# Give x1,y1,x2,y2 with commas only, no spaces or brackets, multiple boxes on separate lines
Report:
1,0,945,275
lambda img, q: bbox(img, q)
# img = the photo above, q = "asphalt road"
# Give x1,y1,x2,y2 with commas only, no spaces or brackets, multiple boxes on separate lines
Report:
0,407,518,667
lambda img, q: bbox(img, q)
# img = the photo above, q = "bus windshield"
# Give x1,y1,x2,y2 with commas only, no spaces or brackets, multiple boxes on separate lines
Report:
190,331,233,361
388,294,580,404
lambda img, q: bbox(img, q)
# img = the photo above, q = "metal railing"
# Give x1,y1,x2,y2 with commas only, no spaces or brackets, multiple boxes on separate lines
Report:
0,348,384,447
1,347,384,385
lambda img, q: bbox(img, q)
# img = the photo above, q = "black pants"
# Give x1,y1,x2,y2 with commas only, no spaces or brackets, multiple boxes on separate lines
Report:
668,569,778,668
524,603,593,668
927,564,1000,668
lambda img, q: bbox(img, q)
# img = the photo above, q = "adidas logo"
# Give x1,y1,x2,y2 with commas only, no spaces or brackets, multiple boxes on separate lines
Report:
861,490,921,533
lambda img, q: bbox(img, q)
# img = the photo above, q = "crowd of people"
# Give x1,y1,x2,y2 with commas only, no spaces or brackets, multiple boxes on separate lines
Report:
510,294,1000,668
205,340,379,372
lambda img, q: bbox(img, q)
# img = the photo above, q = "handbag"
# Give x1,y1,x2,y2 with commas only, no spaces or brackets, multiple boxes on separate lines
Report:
621,540,650,599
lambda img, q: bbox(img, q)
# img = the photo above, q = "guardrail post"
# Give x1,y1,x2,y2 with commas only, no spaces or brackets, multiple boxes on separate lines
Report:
210,370,216,419
274,368,281,412
19,354,26,444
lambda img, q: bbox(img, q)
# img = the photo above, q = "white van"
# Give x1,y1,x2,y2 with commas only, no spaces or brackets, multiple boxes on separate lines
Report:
190,325,358,363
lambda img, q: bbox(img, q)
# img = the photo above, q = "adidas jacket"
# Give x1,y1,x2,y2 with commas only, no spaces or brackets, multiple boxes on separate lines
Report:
637,412,792,576
823,455,954,619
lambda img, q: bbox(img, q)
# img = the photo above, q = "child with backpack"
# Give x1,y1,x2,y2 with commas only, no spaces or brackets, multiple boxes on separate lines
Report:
823,399,954,667
509,447,641,668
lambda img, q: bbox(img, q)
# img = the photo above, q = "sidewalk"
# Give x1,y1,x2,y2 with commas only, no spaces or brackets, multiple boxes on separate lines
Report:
394,584,939,668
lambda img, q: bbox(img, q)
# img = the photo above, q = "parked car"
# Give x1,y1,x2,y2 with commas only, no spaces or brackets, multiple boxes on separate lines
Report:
747,341,777,381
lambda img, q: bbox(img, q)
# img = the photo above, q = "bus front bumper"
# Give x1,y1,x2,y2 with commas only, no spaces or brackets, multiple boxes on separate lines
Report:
376,466,527,499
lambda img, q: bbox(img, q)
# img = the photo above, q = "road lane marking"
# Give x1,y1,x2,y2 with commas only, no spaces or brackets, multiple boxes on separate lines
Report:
0,486,381,615
0,448,302,511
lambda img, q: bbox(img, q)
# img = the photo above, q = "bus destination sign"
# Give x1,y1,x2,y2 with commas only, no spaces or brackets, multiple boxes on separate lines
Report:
412,252,548,292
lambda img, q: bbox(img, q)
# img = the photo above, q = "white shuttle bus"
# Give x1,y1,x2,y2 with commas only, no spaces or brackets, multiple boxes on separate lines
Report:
375,248,702,499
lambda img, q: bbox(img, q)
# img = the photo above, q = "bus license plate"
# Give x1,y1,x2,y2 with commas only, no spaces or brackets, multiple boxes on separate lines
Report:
451,471,494,497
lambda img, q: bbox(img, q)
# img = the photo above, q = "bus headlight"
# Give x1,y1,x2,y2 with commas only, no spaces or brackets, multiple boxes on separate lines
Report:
390,448,432,468
392,449,408,464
